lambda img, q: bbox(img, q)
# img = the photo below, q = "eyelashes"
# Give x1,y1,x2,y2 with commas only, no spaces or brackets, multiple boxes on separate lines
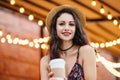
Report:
58,23,75,26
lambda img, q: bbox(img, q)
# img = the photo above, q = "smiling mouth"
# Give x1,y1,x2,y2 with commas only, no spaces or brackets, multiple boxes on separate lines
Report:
62,32,71,36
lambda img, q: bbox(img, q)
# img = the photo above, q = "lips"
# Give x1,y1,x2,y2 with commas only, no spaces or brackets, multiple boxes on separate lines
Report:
62,32,71,36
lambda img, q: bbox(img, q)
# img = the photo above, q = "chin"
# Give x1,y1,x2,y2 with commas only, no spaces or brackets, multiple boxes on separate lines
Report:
61,38,73,41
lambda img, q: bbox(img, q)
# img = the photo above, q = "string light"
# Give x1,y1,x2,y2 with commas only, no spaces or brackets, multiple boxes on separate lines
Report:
35,43,40,48
10,0,15,5
107,11,112,20
119,24,120,29
100,43,105,48
8,39,13,44
97,54,120,77
113,19,118,25
6,34,11,39
29,42,34,47
91,0,96,6
39,38,43,43
43,37,49,43
33,39,39,43
41,43,46,49
90,38,120,48
38,20,43,26
1,38,6,43
19,7,25,13
13,37,19,44
91,0,120,28
28,14,34,21
100,5,105,14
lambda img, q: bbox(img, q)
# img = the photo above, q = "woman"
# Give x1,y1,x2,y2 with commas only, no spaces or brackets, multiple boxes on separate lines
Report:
40,5,96,80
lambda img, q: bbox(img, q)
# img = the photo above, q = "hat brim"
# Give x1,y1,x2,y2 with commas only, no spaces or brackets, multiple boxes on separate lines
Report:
46,5,86,32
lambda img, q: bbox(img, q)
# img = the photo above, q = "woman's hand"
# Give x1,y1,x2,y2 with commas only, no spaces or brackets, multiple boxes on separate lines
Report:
48,71,54,78
48,66,67,80
48,71,67,80
49,78,67,80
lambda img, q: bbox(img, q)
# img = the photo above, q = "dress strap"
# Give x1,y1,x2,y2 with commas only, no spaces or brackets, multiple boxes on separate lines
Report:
77,46,81,60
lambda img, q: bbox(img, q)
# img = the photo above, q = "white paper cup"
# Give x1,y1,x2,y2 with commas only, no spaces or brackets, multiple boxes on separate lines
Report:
49,77,64,80
49,58,66,80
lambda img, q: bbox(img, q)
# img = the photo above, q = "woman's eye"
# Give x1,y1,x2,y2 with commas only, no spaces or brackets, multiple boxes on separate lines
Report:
59,23,64,26
69,24,75,26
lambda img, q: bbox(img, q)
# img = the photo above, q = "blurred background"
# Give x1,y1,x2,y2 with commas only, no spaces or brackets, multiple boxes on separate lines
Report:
0,0,120,80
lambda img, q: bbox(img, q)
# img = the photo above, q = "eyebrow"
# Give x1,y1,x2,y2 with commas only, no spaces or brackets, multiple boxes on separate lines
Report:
58,20,75,22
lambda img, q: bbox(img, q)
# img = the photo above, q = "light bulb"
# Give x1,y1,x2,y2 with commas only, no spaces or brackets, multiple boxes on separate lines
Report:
100,6,105,14
38,20,43,26
10,0,15,5
113,19,118,25
28,14,34,21
19,7,25,13
107,12,112,20
91,0,96,6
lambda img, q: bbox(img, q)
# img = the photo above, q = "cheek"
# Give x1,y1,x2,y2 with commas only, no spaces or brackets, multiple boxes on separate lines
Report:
72,28,76,34
56,27,61,36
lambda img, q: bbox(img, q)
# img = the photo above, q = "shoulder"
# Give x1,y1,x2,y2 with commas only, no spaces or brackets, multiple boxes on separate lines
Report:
80,45,95,53
40,54,50,67
79,45,96,58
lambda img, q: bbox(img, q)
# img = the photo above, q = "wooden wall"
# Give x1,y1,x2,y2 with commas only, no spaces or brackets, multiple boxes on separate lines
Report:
0,8,40,80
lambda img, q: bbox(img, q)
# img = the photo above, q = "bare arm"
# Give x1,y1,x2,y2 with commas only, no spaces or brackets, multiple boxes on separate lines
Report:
40,56,49,80
81,45,96,80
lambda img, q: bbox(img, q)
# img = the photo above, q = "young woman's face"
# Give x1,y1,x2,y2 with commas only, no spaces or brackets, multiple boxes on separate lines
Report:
56,13,76,41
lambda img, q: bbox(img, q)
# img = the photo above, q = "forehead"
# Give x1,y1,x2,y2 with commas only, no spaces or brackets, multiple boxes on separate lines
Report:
57,13,74,21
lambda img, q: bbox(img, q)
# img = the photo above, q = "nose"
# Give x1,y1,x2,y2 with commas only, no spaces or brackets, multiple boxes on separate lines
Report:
64,24,69,31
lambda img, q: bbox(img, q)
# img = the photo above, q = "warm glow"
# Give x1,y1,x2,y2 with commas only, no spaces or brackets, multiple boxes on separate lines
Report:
105,42,110,47
113,40,117,45
100,6,105,14
28,14,34,21
0,30,3,37
94,43,99,48
41,43,46,49
100,43,105,48
117,38,120,44
113,19,118,25
33,39,39,43
19,7,25,13
90,38,120,48
35,43,40,48
13,37,19,44
38,20,43,26
8,39,13,44
90,42,95,47
97,54,120,77
24,39,29,45
119,24,120,29
18,39,23,45
10,0,15,5
39,38,43,43
6,34,11,39
91,0,96,6
29,42,34,47
107,12,112,20
43,37,49,43
1,38,6,43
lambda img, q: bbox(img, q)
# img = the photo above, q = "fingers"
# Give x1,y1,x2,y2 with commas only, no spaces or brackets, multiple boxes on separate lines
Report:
48,66,54,78
48,66,51,72
64,77,68,80
48,71,54,78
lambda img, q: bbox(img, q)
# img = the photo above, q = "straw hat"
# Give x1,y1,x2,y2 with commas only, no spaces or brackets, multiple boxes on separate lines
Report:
46,5,86,32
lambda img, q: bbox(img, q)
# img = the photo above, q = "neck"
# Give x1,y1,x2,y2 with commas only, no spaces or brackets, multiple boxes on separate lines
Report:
61,41,73,50
59,41,73,53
